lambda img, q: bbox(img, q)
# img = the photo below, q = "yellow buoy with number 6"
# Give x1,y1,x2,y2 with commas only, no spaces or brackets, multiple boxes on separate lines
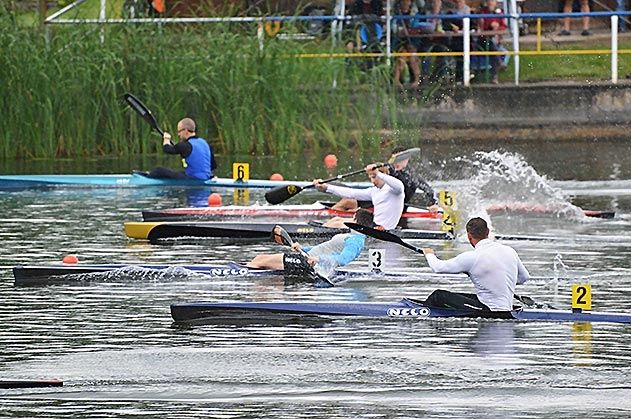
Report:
571,284,592,311
232,163,250,182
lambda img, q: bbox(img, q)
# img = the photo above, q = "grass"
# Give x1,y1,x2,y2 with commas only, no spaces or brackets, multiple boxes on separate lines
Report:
500,41,631,82
2,3,630,161
0,13,394,160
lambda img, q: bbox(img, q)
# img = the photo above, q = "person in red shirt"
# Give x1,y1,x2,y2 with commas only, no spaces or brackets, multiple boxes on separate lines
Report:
476,0,508,83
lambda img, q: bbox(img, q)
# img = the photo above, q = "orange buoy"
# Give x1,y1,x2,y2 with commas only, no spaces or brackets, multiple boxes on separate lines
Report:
324,154,338,169
207,193,223,206
269,173,284,181
62,255,78,264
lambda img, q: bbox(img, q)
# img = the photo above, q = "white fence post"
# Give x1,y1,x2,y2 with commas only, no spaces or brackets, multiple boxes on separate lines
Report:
509,0,520,85
463,17,470,87
99,0,106,43
612,15,619,84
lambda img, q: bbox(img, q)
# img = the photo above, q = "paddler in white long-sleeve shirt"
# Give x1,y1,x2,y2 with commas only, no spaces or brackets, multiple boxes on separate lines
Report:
313,164,405,231
422,217,530,316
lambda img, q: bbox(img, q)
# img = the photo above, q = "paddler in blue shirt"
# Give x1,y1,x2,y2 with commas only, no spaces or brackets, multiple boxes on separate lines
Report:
148,117,217,180
247,209,374,276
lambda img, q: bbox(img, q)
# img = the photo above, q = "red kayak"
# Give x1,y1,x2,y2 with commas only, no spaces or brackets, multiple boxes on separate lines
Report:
485,202,614,219
142,201,442,222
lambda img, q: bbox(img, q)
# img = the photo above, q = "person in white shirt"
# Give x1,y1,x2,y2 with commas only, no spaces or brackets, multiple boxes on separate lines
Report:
313,164,405,231
422,217,529,314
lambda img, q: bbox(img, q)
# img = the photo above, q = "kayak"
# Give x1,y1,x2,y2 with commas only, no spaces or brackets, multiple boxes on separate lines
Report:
142,201,442,222
485,203,615,219
0,379,63,389
170,298,631,324
12,263,412,287
124,221,453,243
0,173,370,190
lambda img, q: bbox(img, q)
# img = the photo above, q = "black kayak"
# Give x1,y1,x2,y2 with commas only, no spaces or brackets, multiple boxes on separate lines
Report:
124,221,453,244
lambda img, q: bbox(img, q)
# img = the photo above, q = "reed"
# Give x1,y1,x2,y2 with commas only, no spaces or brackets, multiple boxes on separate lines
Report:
0,16,391,161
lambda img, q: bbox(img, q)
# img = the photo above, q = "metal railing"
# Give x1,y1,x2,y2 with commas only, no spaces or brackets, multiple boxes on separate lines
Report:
45,1,631,86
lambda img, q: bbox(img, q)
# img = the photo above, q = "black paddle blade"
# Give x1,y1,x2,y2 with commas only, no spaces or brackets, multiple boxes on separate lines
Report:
345,222,424,254
265,184,304,204
271,225,294,246
123,93,164,136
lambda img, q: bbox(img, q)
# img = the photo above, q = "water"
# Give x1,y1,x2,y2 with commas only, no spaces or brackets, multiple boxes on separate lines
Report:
2,150,631,418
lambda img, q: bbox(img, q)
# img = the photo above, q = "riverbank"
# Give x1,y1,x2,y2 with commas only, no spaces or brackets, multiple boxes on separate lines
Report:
393,80,631,141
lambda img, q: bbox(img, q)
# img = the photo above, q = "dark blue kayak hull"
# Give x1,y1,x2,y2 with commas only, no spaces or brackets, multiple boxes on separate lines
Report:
12,263,409,287
170,299,631,324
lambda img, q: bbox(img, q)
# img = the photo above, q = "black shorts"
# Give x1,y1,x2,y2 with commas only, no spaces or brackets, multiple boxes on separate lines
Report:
282,252,312,276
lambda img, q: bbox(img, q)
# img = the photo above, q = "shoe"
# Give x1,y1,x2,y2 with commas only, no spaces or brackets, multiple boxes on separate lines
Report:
581,30,592,36
558,30,571,36
492,75,499,84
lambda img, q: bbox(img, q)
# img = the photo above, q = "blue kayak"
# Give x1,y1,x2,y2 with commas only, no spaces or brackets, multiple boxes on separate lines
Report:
170,298,631,324
0,173,371,190
12,263,410,287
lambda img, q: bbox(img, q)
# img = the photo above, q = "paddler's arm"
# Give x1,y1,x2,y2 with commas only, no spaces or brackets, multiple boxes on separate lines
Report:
162,132,177,153
516,255,530,284
422,248,474,274
162,132,192,156
376,171,404,195
313,180,373,201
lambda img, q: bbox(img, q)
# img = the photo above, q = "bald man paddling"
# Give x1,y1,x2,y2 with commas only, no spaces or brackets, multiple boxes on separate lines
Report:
148,117,217,180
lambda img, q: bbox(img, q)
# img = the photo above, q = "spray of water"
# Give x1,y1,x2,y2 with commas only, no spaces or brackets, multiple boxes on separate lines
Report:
446,150,587,232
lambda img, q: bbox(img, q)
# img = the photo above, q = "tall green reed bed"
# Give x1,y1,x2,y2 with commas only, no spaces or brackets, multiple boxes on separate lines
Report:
0,17,395,161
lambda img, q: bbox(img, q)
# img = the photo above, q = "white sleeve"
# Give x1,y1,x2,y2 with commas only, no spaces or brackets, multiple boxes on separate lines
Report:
425,251,475,274
325,184,374,201
516,256,530,284
377,172,404,195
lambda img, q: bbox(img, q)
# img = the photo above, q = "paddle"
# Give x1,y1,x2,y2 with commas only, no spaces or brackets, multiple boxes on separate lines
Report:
345,222,545,308
264,147,420,205
344,222,424,254
123,93,164,136
271,225,334,287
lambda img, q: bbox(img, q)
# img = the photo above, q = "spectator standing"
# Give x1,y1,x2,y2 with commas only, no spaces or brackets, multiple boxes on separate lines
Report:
559,0,591,36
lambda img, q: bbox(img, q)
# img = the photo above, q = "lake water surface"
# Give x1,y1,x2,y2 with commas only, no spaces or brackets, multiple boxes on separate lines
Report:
1,145,631,418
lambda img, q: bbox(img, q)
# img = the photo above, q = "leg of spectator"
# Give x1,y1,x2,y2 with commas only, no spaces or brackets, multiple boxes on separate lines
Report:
394,55,405,86
580,0,591,35
560,0,572,35
409,45,421,87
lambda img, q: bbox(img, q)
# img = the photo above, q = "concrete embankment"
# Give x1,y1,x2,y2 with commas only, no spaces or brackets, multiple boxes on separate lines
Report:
396,81,631,141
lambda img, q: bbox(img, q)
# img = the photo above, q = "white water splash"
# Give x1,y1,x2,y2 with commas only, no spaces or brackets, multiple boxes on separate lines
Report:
448,150,587,232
